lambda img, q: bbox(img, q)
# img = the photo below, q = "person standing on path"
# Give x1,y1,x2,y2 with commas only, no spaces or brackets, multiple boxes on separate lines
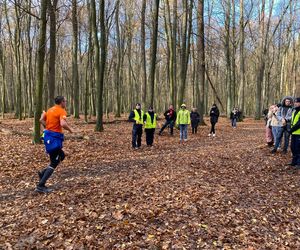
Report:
289,98,300,168
128,103,144,149
176,104,190,143
209,104,219,137
36,96,74,193
190,108,200,134
270,104,282,151
143,106,157,147
271,96,294,154
266,104,276,147
230,107,239,128
158,105,176,136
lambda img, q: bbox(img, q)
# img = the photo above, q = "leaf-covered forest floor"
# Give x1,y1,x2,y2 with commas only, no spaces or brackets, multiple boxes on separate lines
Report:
1,116,300,249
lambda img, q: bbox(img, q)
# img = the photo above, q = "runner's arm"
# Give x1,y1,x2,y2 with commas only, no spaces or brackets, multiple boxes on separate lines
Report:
60,119,73,133
39,111,46,127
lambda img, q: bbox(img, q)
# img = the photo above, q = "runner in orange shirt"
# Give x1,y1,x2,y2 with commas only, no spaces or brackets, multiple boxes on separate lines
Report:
36,96,74,193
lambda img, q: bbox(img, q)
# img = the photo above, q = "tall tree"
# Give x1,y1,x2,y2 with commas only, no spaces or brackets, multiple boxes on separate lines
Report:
47,0,58,107
14,0,22,119
149,0,160,106
238,0,245,113
72,0,80,118
141,0,147,107
178,0,193,106
91,0,106,131
164,0,177,106
225,0,232,116
115,0,122,117
196,0,205,124
33,0,48,143
0,9,6,118
0,40,5,118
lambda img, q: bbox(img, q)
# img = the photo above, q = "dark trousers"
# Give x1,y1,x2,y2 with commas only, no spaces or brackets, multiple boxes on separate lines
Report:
132,124,143,148
210,122,216,134
50,149,65,169
38,148,65,187
145,128,155,146
291,135,300,165
231,118,237,127
192,127,198,134
160,120,174,135
191,121,199,134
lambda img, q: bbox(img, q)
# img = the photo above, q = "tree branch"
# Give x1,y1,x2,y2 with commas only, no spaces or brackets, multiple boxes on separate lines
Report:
9,0,41,20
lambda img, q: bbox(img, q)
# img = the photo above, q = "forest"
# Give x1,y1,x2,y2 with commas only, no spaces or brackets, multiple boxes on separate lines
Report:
1,1,300,134
1,0,300,248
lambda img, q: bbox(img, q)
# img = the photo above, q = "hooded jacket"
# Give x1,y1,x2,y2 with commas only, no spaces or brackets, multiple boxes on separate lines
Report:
210,106,219,124
276,96,294,126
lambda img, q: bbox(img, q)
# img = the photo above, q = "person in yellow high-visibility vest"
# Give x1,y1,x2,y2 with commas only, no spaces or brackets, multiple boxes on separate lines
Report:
289,98,300,168
176,104,190,143
128,103,144,149
143,106,157,146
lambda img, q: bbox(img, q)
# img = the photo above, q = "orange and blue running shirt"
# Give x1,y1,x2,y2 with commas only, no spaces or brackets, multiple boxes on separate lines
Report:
45,105,67,133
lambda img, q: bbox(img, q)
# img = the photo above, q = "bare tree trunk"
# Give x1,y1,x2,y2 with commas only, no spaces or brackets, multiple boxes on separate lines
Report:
149,0,160,106
91,0,106,131
238,0,245,113
33,0,48,144
14,1,22,119
225,0,232,116
178,0,188,106
231,0,237,107
196,0,205,124
85,0,92,122
0,41,5,118
172,0,177,107
47,0,58,107
72,0,80,118
141,0,147,107
115,0,122,117
164,0,177,107
26,0,34,117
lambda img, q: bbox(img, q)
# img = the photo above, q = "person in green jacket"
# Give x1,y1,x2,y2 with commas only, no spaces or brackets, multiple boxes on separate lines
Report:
176,104,190,143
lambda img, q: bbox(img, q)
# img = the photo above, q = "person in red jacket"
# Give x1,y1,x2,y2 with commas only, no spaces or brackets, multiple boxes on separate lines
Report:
159,105,177,136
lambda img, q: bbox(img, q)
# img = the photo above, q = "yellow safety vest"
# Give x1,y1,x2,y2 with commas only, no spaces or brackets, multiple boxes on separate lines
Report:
133,109,144,125
291,110,300,135
176,109,190,125
145,112,157,129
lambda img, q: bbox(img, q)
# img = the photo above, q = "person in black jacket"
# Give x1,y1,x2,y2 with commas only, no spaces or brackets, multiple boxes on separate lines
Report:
128,103,144,149
209,104,219,137
159,105,177,136
190,108,200,134
143,106,157,146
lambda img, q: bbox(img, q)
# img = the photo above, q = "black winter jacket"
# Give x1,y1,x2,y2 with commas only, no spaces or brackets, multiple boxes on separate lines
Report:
210,107,219,123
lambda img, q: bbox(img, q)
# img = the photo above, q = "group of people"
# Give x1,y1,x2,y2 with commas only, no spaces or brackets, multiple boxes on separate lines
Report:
129,103,223,148
35,95,245,193
265,96,300,168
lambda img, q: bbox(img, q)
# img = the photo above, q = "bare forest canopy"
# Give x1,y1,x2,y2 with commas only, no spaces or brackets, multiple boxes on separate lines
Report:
1,0,300,129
